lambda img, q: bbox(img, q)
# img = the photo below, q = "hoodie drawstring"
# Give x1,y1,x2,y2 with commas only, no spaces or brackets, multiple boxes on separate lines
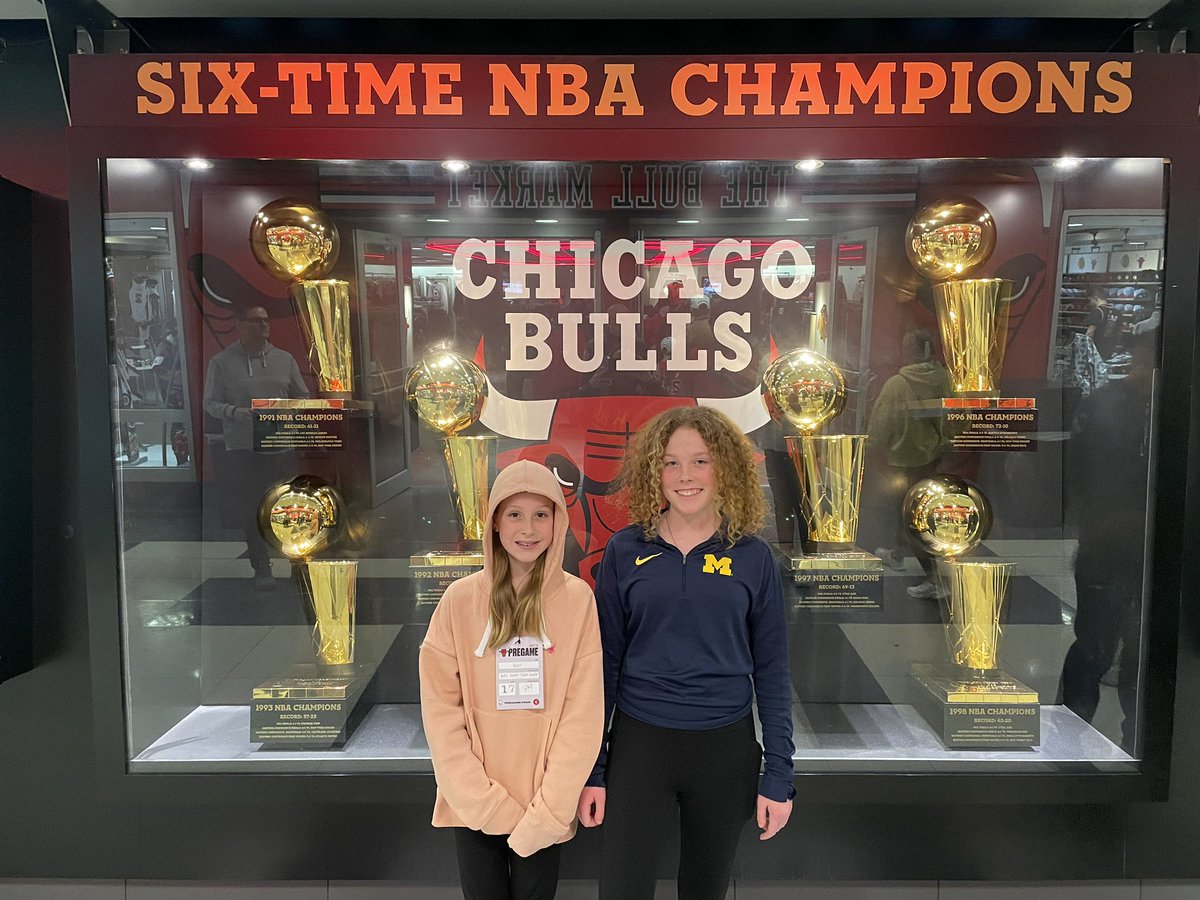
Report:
245,348,268,376
473,616,554,657
473,618,493,658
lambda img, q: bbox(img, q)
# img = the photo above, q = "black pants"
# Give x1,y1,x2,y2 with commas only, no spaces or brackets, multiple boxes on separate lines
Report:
1061,579,1141,751
599,711,762,900
220,449,293,572
454,828,562,900
859,459,942,579
763,449,805,552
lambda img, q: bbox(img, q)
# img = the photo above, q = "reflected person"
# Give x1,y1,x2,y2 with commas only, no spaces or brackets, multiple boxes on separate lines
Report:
202,305,308,590
863,328,951,598
1060,332,1155,751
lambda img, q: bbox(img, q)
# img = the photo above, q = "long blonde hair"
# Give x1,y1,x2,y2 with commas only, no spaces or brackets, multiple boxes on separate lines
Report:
488,509,550,649
620,406,765,544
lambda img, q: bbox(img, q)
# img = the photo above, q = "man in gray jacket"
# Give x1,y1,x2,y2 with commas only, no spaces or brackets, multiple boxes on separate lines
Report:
203,305,309,589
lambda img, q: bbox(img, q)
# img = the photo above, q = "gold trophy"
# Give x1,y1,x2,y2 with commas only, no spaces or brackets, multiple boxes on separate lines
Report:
405,351,496,571
257,475,357,665
905,199,1011,395
903,475,1039,748
250,199,353,395
252,475,367,748
763,348,878,571
305,560,358,665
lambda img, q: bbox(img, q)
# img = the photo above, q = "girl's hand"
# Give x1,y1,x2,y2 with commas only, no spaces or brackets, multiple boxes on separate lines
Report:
577,786,606,826
756,795,792,840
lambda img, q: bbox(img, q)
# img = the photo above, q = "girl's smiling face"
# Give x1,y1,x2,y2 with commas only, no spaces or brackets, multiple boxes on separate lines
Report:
494,492,555,575
660,427,718,520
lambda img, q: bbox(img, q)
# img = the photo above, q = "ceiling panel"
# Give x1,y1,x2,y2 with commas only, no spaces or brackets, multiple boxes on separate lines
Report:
0,0,48,18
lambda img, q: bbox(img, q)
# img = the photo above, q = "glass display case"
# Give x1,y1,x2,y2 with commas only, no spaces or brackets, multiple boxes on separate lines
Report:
99,154,1167,776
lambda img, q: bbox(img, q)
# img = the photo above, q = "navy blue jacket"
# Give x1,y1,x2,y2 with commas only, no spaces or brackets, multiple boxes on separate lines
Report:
587,524,795,802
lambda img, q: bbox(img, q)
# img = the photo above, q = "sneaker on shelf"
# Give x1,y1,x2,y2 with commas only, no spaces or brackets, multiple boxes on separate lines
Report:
875,547,906,571
905,580,940,600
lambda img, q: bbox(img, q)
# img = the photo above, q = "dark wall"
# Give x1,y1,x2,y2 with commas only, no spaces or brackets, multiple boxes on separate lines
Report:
0,20,69,198
0,177,33,683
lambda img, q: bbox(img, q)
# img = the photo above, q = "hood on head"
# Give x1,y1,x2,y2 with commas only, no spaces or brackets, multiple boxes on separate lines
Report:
483,459,570,597
472,459,571,657
900,361,951,393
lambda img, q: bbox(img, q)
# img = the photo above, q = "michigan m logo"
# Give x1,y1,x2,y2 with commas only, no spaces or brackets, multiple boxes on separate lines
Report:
702,554,732,576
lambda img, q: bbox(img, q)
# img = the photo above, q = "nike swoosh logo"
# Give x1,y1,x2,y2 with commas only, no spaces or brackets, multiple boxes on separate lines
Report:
634,553,662,566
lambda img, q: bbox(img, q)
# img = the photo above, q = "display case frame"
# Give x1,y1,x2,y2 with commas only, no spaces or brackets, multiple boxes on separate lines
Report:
68,52,1200,806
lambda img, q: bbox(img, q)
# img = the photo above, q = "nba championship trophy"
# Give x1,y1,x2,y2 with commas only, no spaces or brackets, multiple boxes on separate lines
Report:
764,349,875,565
764,349,880,609
905,200,1039,450
247,199,369,451
905,198,1011,395
405,351,496,586
250,199,352,395
904,475,1039,748
251,475,367,748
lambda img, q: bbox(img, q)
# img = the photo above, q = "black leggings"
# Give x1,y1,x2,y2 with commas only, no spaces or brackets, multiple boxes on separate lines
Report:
454,828,562,900
599,710,762,900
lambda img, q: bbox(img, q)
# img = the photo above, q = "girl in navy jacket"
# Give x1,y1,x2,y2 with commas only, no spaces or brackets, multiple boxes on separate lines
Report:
578,406,795,900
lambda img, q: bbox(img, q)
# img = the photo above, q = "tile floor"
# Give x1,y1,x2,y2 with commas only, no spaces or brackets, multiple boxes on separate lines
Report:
2,879,1199,898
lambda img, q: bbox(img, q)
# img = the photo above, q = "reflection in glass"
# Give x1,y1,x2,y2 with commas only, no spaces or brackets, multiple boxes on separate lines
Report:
98,157,1165,772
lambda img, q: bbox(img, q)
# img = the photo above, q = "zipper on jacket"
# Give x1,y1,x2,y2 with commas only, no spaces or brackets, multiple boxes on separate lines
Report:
680,548,689,600
652,532,723,603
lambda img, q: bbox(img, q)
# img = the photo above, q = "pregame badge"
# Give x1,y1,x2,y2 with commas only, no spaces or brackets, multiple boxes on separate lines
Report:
496,636,545,710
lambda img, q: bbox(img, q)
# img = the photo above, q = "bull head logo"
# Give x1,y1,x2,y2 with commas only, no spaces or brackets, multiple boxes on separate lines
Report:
481,357,769,585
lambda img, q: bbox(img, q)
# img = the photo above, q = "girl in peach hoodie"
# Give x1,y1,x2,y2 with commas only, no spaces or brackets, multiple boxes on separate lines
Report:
420,460,604,900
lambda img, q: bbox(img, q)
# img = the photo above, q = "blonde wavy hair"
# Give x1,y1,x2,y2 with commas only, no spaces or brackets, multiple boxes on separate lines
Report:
620,406,765,544
488,505,550,649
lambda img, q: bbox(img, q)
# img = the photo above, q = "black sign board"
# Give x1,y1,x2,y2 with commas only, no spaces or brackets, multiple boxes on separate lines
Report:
252,400,348,451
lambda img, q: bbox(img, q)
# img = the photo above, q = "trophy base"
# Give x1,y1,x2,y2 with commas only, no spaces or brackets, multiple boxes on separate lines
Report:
250,663,370,750
792,546,883,570
910,663,1040,749
944,391,1001,400
409,551,486,604
409,551,487,567
791,548,883,613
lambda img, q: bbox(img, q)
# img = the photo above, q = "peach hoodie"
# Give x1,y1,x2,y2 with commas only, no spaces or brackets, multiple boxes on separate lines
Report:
419,460,603,858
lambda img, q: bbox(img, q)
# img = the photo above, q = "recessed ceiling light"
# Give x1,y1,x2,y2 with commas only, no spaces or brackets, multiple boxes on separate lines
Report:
426,218,450,223
786,217,810,222
184,158,213,171
534,219,559,224
794,160,824,172
441,160,469,173
677,219,700,224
